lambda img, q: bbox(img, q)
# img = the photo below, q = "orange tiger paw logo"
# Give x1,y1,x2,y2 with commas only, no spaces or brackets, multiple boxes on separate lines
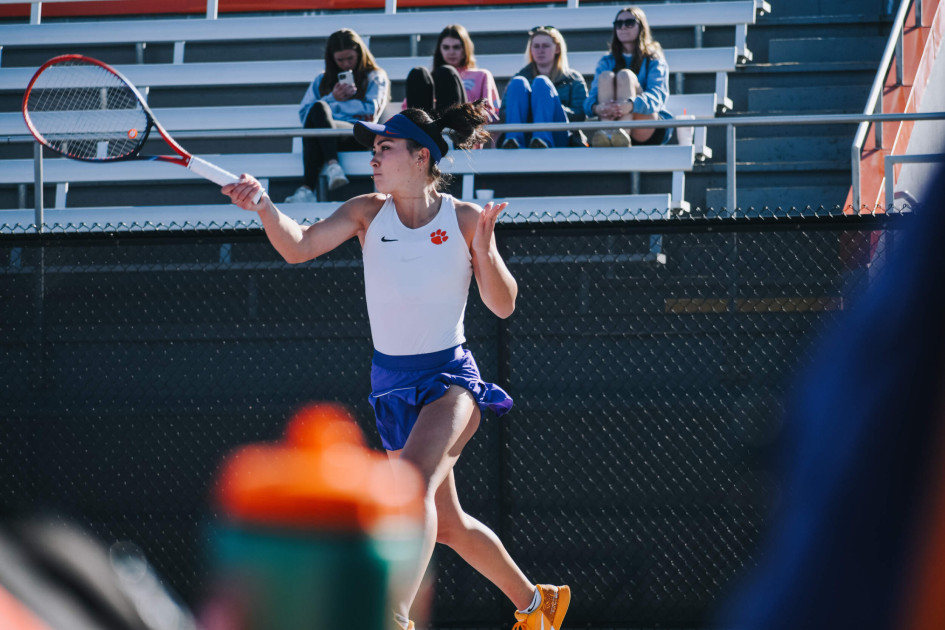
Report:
430,229,448,244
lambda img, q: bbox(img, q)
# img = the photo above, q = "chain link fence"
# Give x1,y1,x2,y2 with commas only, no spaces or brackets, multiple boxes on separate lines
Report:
0,210,906,629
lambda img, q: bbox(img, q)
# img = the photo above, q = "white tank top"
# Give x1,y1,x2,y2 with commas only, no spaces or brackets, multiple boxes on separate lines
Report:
362,194,472,355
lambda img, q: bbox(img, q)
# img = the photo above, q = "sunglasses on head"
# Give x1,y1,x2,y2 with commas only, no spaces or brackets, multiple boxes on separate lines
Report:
529,25,557,34
613,17,639,29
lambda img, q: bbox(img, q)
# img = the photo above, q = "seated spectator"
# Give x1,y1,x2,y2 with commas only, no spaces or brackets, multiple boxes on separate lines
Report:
404,24,501,122
584,6,672,147
499,26,588,149
285,29,390,203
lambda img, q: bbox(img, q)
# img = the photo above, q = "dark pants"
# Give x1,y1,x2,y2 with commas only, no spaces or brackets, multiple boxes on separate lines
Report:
302,101,361,190
405,65,466,116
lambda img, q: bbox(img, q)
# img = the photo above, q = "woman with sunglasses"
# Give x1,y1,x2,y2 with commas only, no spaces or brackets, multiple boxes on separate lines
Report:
499,26,588,149
583,6,671,147
404,24,501,123
221,101,570,630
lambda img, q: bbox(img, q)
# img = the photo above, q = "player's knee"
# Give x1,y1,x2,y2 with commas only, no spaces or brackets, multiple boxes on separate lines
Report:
435,509,468,547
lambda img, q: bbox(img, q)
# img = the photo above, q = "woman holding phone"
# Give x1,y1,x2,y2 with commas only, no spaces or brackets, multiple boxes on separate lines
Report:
285,29,390,203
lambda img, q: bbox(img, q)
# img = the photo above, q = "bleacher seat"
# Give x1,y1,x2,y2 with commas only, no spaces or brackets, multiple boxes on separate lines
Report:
0,0,772,226
0,2,770,64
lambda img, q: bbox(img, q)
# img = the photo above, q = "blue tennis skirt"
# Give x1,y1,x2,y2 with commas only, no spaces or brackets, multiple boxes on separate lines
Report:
368,345,513,451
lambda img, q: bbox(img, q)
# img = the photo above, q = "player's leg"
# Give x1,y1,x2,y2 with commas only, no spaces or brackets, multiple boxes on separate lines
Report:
389,385,482,622
435,470,571,629
434,468,534,609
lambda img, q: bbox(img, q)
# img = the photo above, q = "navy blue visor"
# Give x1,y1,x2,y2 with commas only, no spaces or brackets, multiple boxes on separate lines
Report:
354,114,443,164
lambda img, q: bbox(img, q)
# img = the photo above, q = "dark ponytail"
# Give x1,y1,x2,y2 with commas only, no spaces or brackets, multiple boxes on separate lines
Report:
400,99,493,190
434,99,492,150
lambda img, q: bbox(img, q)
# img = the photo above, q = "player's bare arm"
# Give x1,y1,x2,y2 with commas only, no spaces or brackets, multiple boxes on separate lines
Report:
457,200,518,319
224,177,384,264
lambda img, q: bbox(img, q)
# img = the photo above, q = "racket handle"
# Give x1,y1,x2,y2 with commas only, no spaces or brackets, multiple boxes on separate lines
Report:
189,155,264,203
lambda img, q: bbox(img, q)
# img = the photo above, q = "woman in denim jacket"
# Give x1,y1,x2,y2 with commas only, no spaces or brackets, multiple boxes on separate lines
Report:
285,29,390,203
500,26,588,149
583,6,671,147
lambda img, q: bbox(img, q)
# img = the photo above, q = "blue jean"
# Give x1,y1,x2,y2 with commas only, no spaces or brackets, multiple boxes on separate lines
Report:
503,75,569,148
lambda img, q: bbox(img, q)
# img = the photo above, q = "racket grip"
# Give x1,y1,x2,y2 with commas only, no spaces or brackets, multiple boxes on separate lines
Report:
189,156,264,203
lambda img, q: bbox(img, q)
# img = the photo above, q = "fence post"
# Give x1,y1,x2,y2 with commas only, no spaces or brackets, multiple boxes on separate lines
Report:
852,142,862,212
386,0,396,14
726,124,737,215
33,144,44,234
875,98,884,149
497,315,512,546
895,22,904,85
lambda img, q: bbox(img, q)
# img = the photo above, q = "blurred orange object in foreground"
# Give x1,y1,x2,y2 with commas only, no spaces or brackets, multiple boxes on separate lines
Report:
216,402,423,533
205,402,424,630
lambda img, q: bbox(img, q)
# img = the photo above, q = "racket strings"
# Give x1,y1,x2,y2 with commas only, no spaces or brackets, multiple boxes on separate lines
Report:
27,61,149,161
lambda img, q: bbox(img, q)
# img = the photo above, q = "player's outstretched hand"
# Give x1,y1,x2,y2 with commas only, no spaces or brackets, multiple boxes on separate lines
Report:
222,174,269,212
472,200,508,255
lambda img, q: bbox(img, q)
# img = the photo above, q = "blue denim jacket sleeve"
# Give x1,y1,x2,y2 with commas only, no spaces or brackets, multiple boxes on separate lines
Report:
297,70,391,124
560,69,588,122
298,74,324,124
633,55,670,116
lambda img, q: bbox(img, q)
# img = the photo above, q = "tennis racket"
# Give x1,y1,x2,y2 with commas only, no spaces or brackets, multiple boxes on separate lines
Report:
22,54,263,203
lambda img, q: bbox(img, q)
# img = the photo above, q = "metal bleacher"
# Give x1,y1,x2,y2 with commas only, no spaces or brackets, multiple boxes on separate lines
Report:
0,1,771,230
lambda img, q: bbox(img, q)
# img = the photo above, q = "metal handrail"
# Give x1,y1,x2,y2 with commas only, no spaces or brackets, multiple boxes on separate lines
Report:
5,110,945,231
5,112,945,145
851,0,922,211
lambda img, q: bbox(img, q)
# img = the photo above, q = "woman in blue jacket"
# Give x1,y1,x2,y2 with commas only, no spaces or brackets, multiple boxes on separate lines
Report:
584,7,671,147
285,29,390,203
499,26,588,149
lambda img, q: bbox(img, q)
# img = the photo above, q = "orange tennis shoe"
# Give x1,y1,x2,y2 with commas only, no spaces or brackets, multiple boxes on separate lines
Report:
512,584,571,630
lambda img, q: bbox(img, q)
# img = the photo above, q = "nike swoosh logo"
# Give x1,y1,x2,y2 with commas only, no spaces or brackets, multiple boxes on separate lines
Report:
381,236,398,242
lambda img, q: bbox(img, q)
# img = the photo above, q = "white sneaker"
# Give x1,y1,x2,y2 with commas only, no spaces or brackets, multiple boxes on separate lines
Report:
321,162,349,191
611,128,632,147
590,130,612,147
283,186,318,203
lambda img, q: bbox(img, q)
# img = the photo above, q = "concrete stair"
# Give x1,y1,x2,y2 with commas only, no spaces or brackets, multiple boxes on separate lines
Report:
688,6,895,213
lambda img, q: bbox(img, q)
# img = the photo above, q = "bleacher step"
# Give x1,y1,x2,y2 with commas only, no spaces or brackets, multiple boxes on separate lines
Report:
734,135,849,163
747,84,872,112
764,0,888,18
768,36,887,64
704,185,848,213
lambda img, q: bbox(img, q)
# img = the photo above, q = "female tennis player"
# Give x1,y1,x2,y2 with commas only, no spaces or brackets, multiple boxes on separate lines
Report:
222,101,570,630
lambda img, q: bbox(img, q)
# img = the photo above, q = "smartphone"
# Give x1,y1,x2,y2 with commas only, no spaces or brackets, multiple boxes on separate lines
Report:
338,70,355,86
